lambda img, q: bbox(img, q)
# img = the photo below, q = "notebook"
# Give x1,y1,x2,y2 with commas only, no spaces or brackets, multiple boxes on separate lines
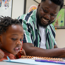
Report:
4,56,65,65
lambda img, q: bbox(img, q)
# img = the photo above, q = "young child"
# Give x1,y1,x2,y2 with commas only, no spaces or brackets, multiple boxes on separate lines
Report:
0,16,25,61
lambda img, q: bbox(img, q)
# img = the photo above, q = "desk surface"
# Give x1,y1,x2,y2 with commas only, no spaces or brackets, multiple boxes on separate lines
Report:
0,62,30,65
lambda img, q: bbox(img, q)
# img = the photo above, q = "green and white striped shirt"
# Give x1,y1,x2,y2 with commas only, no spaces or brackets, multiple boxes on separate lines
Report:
18,10,57,49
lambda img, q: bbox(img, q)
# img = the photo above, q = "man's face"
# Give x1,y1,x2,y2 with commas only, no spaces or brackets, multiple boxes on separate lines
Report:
0,24,24,55
37,0,60,27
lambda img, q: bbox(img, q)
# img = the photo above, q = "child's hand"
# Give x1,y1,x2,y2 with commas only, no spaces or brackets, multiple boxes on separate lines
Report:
0,49,4,59
16,48,26,58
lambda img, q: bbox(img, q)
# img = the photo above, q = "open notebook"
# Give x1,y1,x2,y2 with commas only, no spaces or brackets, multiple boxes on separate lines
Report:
4,56,65,65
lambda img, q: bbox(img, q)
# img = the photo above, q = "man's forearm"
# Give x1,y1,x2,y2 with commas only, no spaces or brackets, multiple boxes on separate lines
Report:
27,47,65,57
23,43,65,57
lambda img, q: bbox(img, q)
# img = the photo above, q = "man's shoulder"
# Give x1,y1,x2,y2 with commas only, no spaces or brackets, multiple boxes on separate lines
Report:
18,10,37,24
18,14,26,20
50,24,55,28
19,10,36,20
21,11,33,17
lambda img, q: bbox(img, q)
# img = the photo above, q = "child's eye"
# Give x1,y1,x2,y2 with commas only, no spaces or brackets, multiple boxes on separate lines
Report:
11,38,17,41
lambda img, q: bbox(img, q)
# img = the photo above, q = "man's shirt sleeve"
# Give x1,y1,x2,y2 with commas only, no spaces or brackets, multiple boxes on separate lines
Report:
18,15,33,43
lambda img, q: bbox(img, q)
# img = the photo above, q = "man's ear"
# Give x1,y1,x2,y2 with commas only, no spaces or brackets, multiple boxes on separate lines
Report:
38,3,41,8
0,35,2,48
0,35,1,42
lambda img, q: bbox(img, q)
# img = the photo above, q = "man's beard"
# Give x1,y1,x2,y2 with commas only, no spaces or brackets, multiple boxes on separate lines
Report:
37,16,54,28
37,16,48,28
38,19,48,28
36,12,54,28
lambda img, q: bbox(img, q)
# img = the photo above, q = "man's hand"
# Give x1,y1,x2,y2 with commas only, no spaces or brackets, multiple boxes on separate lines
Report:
0,49,4,59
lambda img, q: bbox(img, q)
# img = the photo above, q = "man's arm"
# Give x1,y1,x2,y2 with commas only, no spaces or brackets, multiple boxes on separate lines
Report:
23,43,65,58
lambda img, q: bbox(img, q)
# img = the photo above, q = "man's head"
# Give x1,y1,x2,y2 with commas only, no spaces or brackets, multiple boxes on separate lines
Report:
0,17,24,55
37,0,64,27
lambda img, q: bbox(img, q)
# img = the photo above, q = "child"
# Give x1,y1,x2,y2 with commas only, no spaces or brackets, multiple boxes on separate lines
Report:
0,16,25,61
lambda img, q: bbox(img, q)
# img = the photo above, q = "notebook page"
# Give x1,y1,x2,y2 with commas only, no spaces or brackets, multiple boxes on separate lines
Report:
4,58,63,65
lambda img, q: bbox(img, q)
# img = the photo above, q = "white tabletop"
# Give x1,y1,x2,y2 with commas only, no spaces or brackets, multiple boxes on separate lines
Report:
0,62,30,65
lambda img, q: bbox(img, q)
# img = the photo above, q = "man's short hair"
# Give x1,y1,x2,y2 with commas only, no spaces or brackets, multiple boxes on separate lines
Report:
41,0,64,9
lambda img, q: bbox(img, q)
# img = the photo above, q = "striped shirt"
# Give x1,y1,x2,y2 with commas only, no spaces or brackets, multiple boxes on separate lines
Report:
18,10,57,49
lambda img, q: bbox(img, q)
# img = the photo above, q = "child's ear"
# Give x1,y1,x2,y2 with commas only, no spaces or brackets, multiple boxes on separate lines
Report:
0,35,2,48
0,35,1,42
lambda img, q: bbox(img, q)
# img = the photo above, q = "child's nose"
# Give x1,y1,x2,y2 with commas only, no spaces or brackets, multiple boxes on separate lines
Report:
16,41,23,46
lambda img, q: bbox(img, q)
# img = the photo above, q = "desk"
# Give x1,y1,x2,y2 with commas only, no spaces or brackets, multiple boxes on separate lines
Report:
0,61,63,65
0,62,30,65
2,59,64,65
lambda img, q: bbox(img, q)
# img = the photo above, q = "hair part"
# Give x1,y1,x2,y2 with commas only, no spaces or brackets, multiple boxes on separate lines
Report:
41,0,64,9
0,16,22,34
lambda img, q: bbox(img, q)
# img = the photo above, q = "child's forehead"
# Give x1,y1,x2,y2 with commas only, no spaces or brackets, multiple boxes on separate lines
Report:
11,24,22,29
6,24,23,33
9,24,22,29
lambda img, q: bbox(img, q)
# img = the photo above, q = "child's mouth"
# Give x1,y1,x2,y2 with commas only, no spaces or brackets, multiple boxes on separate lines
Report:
14,47,20,53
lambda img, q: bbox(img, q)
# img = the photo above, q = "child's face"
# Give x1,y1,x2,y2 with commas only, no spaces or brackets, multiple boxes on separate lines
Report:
0,24,24,55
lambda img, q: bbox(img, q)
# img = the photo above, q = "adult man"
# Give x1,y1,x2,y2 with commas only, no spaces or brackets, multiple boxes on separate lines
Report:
18,0,65,57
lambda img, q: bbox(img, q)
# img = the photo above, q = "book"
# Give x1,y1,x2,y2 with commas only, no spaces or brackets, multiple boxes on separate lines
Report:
21,56,63,61
4,56,65,65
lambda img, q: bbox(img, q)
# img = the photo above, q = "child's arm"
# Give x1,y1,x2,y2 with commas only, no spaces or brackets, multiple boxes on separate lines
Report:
0,49,4,59
15,48,26,59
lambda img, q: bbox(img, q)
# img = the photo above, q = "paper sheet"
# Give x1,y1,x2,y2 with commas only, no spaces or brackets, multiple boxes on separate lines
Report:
4,58,63,65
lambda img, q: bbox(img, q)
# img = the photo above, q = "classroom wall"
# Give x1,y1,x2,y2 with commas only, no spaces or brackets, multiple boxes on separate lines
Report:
55,0,65,48
56,29,65,48
12,0,24,19
26,0,38,13
64,0,65,5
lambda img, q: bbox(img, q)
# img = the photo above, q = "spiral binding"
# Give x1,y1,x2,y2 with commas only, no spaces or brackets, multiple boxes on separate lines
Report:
21,55,63,61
